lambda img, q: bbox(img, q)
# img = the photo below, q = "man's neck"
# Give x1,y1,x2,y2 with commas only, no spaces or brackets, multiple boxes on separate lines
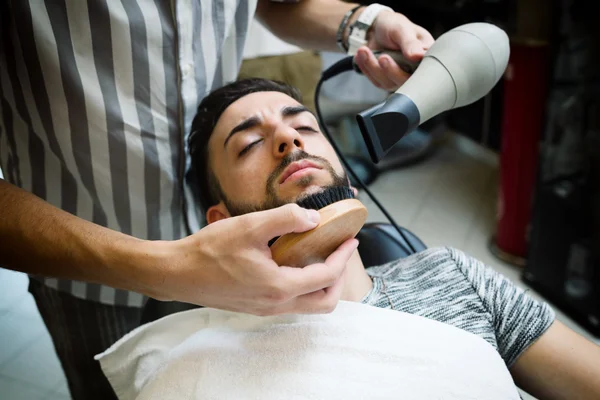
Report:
340,249,373,302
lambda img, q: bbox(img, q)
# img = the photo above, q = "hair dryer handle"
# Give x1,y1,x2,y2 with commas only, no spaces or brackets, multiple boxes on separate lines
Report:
352,50,421,75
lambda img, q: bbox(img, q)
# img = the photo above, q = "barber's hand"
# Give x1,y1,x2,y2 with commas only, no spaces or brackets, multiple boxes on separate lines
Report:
353,10,434,91
149,204,358,316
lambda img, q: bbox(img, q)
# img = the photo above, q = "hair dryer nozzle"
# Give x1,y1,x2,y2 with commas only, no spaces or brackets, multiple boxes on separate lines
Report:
356,93,420,163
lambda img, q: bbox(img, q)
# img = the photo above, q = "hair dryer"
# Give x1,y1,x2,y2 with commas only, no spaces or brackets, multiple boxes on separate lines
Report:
307,22,511,258
356,23,510,163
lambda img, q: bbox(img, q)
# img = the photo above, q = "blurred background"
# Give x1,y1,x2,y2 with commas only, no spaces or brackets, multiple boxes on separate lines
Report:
1,0,599,399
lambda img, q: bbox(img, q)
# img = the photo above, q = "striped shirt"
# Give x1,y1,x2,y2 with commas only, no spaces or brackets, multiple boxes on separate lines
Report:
362,246,555,368
0,0,258,306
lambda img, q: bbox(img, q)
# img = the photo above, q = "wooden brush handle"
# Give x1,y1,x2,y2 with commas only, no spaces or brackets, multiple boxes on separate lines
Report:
270,199,368,268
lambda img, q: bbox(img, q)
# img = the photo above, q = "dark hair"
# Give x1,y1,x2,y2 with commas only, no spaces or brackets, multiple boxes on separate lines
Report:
188,78,303,213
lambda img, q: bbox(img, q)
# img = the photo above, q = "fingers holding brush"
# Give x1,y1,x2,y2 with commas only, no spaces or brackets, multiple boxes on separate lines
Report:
274,238,359,314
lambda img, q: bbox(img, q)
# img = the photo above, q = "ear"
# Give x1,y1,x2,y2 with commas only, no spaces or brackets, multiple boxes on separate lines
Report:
206,202,231,224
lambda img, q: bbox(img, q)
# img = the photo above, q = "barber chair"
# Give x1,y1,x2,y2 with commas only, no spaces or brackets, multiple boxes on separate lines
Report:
355,222,426,267
140,223,426,324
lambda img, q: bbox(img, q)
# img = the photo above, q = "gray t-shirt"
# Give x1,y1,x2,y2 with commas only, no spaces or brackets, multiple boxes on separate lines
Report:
361,246,555,368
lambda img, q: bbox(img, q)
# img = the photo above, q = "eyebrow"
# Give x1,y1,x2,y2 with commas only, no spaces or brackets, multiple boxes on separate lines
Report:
281,105,313,118
223,105,314,148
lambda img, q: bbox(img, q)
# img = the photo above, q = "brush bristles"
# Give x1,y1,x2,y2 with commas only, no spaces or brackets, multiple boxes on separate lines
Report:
295,186,355,211
268,186,355,247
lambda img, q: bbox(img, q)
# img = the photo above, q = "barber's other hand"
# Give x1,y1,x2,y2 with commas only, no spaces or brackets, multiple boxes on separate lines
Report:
146,204,358,316
353,10,434,91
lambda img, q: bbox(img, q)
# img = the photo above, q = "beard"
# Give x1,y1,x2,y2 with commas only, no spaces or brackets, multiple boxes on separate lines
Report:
222,150,349,217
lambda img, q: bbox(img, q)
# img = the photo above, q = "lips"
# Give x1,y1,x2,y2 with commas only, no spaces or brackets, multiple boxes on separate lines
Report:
279,160,322,184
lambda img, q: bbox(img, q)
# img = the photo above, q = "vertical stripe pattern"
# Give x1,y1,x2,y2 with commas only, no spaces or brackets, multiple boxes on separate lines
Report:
87,0,133,236
0,0,258,306
210,0,226,91
45,0,108,228
153,0,183,240
15,1,76,216
121,0,162,241
0,98,22,187
65,0,120,231
1,6,48,201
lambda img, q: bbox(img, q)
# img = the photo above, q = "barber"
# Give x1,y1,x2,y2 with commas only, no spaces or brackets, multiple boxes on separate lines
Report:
0,1,433,398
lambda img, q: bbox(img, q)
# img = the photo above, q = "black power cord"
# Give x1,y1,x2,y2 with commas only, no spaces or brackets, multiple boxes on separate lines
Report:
314,56,418,255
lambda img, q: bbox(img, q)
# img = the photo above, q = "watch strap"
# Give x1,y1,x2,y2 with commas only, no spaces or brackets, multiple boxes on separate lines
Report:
347,4,393,55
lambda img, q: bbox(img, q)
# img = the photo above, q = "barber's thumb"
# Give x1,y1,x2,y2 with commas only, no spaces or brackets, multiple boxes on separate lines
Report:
257,204,321,239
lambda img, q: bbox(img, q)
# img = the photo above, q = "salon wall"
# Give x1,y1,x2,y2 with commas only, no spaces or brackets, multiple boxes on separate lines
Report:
242,19,301,60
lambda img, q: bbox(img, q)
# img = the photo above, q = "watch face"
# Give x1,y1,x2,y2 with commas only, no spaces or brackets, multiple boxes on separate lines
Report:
352,21,371,31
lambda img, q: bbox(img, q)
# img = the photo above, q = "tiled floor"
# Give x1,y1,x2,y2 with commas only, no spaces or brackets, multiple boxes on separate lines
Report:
0,269,70,399
0,133,597,399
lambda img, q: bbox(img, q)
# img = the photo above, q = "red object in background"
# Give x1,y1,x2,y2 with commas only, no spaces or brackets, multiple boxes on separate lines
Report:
494,41,551,262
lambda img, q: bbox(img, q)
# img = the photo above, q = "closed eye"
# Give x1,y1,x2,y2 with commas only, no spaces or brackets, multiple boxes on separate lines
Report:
296,126,318,133
238,139,262,157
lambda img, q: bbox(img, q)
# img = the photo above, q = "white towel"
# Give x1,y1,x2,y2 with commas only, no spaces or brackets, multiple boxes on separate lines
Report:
96,301,521,400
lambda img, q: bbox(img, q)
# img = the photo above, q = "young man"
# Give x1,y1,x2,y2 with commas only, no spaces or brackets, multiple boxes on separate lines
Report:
186,78,600,399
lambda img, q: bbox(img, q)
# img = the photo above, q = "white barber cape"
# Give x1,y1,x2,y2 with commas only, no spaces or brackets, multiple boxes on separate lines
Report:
96,301,521,400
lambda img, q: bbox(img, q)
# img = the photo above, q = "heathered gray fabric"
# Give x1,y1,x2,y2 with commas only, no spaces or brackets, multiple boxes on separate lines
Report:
362,246,555,368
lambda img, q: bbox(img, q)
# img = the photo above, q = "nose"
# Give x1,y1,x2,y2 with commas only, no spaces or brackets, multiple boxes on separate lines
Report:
273,124,304,158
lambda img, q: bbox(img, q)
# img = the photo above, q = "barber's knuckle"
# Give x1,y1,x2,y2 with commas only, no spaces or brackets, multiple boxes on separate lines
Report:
323,265,340,284
284,203,301,216
263,282,290,304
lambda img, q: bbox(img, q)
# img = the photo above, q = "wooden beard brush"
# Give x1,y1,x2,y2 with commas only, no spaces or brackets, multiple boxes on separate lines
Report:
270,187,368,268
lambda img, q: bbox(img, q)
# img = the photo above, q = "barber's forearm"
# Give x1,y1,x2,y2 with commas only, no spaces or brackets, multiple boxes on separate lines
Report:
0,179,161,294
256,0,362,52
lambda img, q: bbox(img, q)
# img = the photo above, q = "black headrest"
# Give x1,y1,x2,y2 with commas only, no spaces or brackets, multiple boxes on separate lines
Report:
356,223,426,268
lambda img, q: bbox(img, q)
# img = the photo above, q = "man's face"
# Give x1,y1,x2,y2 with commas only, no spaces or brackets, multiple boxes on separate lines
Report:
207,91,348,219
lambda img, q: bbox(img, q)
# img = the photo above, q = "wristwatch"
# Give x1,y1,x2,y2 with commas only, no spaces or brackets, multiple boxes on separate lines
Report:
346,3,393,55
336,5,363,53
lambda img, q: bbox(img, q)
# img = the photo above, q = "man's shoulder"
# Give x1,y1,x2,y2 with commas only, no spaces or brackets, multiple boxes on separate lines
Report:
366,246,468,279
